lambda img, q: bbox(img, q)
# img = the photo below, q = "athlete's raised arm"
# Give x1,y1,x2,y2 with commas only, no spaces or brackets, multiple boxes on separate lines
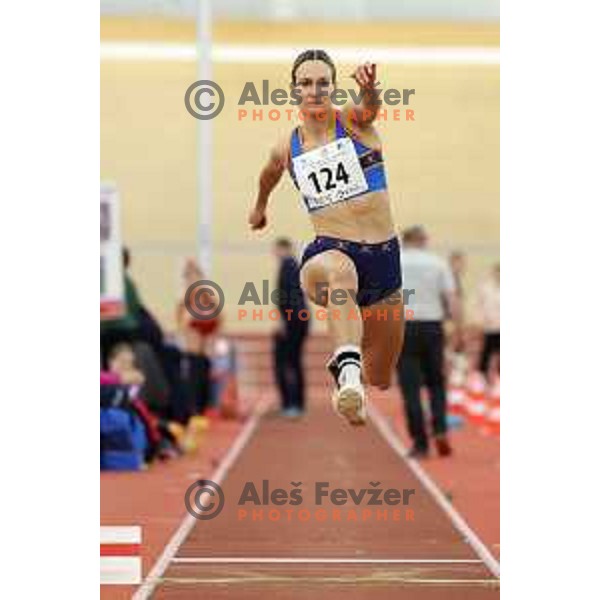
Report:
248,139,290,230
343,62,380,130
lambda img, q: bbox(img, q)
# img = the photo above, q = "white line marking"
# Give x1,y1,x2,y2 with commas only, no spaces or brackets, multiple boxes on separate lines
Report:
170,557,483,564
100,525,141,544
100,43,499,64
368,404,501,578
100,557,142,585
132,412,262,600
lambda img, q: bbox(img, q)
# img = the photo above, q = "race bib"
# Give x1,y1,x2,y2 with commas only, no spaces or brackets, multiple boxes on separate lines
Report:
292,137,369,210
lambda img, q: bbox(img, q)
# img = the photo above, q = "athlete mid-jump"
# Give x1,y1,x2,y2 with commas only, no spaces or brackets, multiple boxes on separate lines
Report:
250,49,404,425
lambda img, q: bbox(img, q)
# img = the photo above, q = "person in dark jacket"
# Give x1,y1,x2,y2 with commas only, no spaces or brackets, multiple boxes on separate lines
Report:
272,238,310,417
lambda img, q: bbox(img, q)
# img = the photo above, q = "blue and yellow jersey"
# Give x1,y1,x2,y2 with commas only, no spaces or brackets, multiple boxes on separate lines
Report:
289,111,388,212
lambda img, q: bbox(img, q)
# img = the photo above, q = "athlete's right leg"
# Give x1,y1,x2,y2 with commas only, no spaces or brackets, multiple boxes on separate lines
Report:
361,294,404,390
300,249,366,425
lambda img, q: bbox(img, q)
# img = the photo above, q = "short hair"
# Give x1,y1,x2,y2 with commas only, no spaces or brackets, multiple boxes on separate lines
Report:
107,342,134,363
275,237,293,250
122,246,131,269
402,225,427,244
291,49,337,86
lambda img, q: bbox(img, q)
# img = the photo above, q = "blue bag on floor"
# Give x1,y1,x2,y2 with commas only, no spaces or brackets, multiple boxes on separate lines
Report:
100,407,147,471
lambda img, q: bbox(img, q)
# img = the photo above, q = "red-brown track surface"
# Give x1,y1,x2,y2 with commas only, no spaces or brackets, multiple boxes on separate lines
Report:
101,418,244,600
101,386,499,599
371,389,500,562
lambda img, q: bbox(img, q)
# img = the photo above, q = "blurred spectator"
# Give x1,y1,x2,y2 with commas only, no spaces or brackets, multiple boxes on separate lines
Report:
101,247,168,359
100,247,193,423
101,343,178,464
449,250,467,301
176,258,220,415
475,263,500,378
100,248,171,413
100,247,144,366
272,238,309,417
107,342,144,386
176,258,221,354
447,249,467,351
397,226,459,458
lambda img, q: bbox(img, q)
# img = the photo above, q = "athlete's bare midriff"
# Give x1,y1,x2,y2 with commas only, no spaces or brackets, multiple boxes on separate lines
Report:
308,188,396,243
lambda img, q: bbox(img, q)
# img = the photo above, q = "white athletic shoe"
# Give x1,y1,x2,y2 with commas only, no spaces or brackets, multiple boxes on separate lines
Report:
327,353,366,426
335,382,367,426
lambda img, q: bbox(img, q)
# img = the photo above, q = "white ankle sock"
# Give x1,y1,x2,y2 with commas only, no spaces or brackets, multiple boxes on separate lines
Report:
339,363,361,387
334,345,362,387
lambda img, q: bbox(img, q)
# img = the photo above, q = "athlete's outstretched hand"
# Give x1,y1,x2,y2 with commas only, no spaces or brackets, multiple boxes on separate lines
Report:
248,208,267,230
351,62,377,90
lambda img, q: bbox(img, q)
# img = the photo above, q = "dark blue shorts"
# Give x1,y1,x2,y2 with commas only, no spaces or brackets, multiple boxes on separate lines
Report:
300,236,403,307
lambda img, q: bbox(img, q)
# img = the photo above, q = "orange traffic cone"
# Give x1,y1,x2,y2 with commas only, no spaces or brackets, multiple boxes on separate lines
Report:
447,351,469,418
465,371,488,428
448,384,467,418
485,376,500,436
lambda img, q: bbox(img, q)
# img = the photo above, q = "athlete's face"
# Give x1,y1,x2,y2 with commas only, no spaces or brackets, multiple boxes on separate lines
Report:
292,60,335,116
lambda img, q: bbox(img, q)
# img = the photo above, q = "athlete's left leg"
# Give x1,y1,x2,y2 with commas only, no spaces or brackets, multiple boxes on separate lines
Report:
361,295,405,389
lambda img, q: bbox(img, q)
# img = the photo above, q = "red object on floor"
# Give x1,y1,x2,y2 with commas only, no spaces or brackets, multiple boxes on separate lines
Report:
485,377,501,436
465,371,488,428
203,407,221,419
448,384,467,417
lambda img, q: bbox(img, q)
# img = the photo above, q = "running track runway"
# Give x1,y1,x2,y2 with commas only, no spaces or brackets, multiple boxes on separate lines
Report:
131,393,499,599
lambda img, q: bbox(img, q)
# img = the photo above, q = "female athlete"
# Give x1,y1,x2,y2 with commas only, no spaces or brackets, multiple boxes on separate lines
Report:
249,49,404,425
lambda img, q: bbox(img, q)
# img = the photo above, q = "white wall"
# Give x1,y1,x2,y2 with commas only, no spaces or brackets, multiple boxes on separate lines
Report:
100,0,500,22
